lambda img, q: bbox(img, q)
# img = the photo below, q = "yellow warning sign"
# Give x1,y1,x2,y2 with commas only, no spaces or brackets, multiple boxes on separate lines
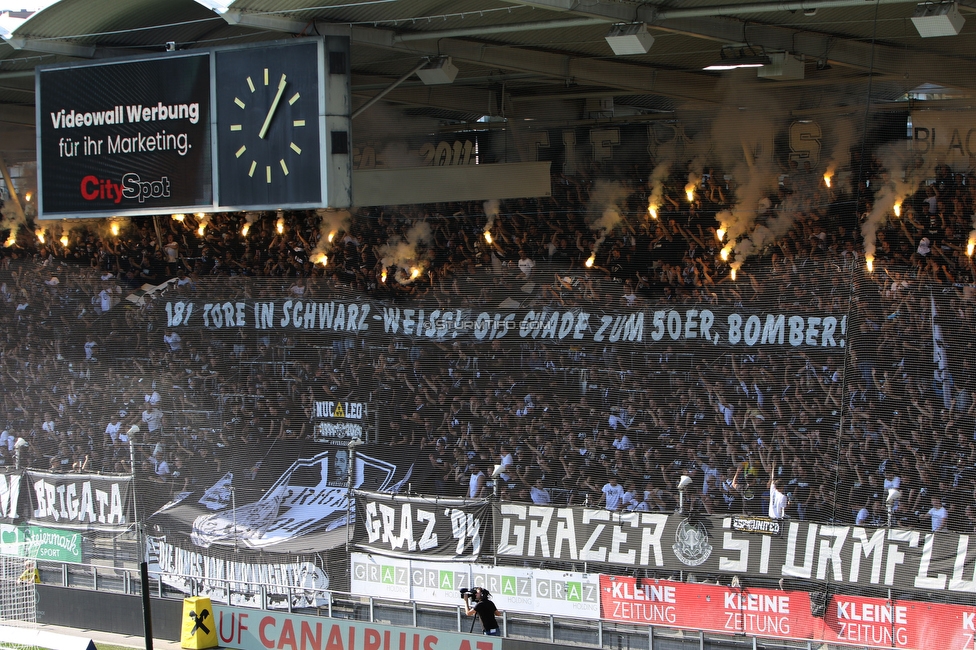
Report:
180,597,218,649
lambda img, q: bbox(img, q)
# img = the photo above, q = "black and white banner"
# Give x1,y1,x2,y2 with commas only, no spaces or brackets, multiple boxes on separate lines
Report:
0,472,22,523
494,505,976,597
149,442,428,554
25,471,132,530
146,536,330,609
355,492,489,561
163,296,848,350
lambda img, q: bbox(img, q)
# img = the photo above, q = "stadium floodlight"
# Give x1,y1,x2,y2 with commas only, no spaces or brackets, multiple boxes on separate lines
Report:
677,474,693,513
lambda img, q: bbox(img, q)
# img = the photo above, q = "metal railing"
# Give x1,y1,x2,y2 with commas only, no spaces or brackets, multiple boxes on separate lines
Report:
33,558,844,650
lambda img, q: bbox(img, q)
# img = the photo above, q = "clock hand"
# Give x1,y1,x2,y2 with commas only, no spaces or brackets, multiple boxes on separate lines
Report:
258,73,287,139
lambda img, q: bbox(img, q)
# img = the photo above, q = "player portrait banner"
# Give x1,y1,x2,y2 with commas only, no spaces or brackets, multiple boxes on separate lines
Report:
493,505,976,598
350,552,600,620
354,492,489,561
24,471,132,531
36,52,212,217
148,441,428,554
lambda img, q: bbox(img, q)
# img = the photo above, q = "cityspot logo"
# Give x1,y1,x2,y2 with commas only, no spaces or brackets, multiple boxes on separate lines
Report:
79,173,171,204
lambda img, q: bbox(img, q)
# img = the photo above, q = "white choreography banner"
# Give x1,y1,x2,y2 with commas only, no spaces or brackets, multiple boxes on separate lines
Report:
163,298,846,348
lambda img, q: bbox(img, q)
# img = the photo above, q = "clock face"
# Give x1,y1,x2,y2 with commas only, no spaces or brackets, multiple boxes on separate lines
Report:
215,40,322,208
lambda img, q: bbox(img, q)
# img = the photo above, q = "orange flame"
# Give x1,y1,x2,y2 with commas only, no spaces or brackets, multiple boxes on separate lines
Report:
716,227,726,242
484,231,493,244
648,205,658,220
823,174,832,188
585,253,595,268
865,255,874,273
241,223,250,237
893,202,902,218
380,269,387,283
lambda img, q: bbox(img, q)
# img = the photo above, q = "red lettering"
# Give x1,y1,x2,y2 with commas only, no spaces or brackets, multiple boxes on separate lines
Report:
259,616,276,649
239,614,250,647
301,621,322,650
348,626,355,650
218,612,235,644
80,175,99,200
326,624,345,650
278,619,297,650
364,628,381,650
457,641,471,650
476,643,494,650
383,630,391,650
423,636,436,650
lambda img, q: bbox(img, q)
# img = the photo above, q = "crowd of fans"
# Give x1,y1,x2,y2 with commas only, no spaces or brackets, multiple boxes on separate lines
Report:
0,152,975,535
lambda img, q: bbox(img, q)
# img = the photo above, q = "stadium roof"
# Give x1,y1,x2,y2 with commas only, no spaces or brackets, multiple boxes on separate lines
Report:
0,0,974,163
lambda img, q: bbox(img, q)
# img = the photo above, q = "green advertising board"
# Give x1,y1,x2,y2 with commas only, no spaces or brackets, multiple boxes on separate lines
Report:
0,523,82,563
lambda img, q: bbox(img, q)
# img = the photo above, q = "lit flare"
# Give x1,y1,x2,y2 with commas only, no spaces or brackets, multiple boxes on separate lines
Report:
648,205,658,220
380,269,387,283
823,173,832,188
484,230,492,244
276,218,284,235
716,227,726,242
865,255,874,273
60,234,69,247
585,253,595,268
35,230,45,244
110,223,120,236
241,223,250,237
172,213,185,222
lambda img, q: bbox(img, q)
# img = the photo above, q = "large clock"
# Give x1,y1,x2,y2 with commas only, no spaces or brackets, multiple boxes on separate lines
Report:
215,40,323,209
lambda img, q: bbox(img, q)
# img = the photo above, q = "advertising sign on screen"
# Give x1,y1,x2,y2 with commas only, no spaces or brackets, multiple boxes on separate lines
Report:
36,53,212,217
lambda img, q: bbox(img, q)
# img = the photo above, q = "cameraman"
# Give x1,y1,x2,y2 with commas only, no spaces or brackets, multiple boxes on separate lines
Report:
463,588,501,635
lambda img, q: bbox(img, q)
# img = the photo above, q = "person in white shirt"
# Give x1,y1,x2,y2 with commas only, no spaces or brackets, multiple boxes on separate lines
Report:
468,467,486,499
529,478,551,505
163,330,182,352
601,476,625,511
768,477,788,519
517,251,535,278
921,496,948,531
